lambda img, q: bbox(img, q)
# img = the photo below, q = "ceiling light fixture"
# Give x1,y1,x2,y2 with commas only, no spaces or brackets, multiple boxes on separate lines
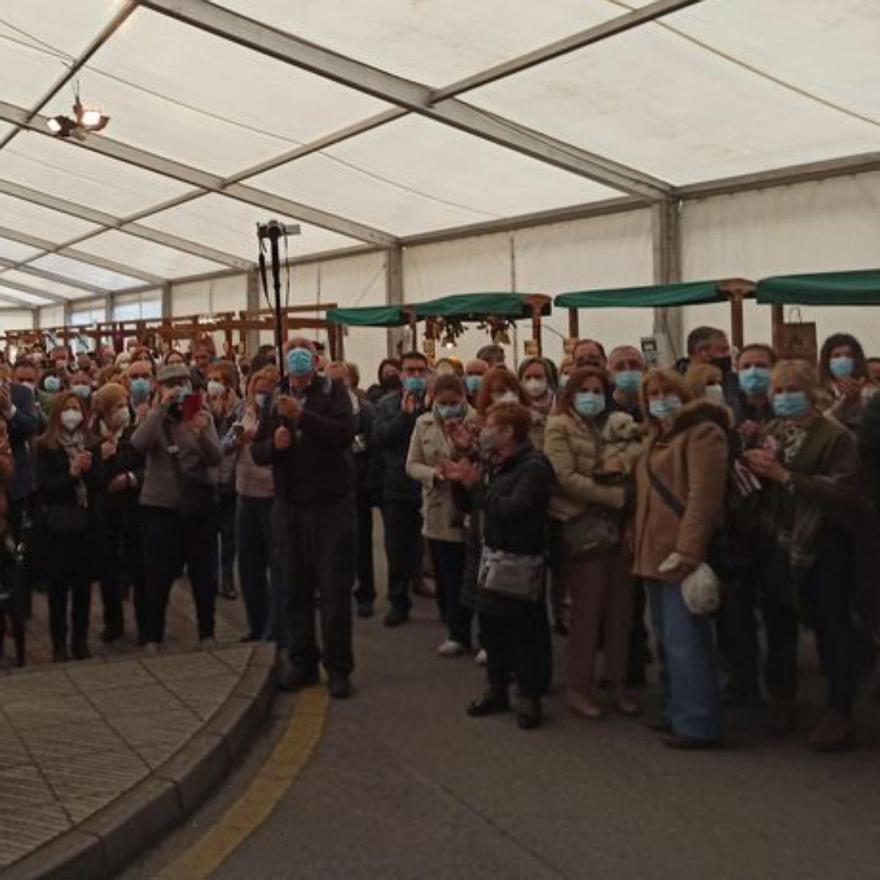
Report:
45,92,110,140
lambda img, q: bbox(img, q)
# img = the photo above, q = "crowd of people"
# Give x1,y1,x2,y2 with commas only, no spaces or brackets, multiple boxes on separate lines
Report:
0,326,878,752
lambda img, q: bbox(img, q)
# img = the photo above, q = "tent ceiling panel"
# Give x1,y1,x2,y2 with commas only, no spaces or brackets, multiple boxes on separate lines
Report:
250,115,618,236
0,284,51,307
0,192,100,242
0,0,121,107
75,229,228,279
53,8,392,176
0,132,192,216
468,16,880,184
668,0,880,121
0,269,93,300
0,236,40,263
212,0,620,85
30,254,144,291
141,194,358,261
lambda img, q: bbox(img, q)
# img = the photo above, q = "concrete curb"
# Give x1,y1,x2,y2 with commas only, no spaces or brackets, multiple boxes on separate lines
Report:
1,644,278,880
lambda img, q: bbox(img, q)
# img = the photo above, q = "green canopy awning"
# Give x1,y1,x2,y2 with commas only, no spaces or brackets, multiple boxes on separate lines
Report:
327,306,406,327
555,281,731,309
757,270,880,306
414,292,550,320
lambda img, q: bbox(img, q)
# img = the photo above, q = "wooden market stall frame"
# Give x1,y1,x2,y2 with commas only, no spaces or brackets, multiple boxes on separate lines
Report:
757,269,880,351
328,292,553,357
555,278,756,351
2,303,345,360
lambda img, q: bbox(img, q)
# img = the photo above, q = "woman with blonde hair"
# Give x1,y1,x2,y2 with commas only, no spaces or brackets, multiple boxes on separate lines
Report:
745,359,873,751
634,369,729,748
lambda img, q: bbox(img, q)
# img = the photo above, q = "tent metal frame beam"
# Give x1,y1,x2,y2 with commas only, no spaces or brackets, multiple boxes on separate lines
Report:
676,152,880,199
431,0,704,101
0,225,166,285
0,275,68,306
0,257,110,296
0,178,252,271
137,0,670,201
0,100,397,248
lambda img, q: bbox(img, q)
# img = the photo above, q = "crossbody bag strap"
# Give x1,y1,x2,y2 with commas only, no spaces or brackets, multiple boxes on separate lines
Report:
645,446,686,520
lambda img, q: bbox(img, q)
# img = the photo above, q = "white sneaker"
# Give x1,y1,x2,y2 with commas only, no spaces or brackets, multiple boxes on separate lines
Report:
475,649,488,666
437,640,467,658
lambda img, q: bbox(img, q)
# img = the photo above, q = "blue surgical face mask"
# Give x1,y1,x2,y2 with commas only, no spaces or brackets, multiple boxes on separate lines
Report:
402,375,427,396
829,356,854,379
464,375,482,395
648,394,683,420
173,382,192,403
130,377,152,401
255,392,269,409
738,366,771,395
287,347,315,377
44,376,61,393
207,380,226,399
434,402,466,422
71,384,91,400
573,391,606,419
614,370,642,394
772,391,810,420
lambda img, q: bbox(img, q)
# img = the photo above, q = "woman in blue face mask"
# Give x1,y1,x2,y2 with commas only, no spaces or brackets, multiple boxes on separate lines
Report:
544,367,644,719
405,373,474,658
634,369,729,748
744,360,872,752
818,332,876,431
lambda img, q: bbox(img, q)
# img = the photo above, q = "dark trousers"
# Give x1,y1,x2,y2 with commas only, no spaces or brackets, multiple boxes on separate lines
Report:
273,495,356,676
627,579,650,685
47,533,93,648
215,492,237,588
354,497,376,605
100,511,146,639
806,533,861,715
142,506,217,643
381,501,422,612
761,593,799,701
429,539,471,647
720,576,760,700
236,496,274,639
480,604,552,699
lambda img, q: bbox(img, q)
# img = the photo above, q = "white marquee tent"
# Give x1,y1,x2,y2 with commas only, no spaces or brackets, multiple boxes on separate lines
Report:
0,0,878,376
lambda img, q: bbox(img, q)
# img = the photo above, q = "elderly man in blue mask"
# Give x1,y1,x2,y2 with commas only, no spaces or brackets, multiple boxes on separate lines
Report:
251,338,356,698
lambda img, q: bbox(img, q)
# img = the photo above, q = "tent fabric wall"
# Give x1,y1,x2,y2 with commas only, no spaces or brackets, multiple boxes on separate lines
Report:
0,310,37,332
680,172,880,352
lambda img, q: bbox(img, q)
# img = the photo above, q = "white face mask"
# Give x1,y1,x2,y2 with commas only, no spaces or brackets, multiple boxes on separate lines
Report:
704,384,725,406
207,379,225,399
492,390,519,404
60,409,83,432
523,377,548,399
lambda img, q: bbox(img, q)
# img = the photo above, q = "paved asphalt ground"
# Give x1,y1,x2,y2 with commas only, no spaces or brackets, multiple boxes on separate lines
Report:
121,591,880,880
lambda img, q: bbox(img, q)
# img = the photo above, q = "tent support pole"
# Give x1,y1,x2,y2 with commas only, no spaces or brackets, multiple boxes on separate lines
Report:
771,304,784,351
245,268,261,355
385,245,405,358
730,292,744,352
652,199,682,365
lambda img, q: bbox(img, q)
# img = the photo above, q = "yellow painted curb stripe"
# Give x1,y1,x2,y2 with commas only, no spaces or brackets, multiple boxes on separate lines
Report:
154,686,329,880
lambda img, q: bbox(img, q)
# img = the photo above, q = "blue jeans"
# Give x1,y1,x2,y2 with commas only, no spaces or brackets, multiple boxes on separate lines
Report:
646,579,722,740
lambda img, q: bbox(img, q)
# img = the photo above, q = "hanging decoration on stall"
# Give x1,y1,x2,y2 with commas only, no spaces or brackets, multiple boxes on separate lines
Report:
478,317,513,345
778,307,817,363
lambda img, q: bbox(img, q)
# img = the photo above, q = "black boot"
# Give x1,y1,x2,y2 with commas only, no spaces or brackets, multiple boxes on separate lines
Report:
516,696,542,730
467,687,510,717
52,642,69,663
